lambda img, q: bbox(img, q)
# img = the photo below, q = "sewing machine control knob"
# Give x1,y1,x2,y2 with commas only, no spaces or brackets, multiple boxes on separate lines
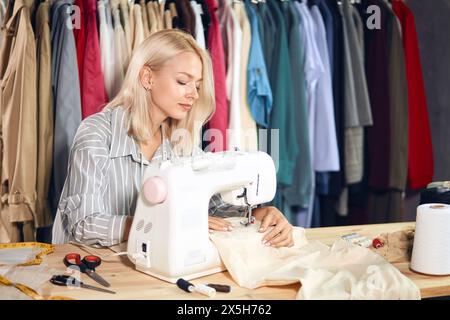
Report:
143,176,167,204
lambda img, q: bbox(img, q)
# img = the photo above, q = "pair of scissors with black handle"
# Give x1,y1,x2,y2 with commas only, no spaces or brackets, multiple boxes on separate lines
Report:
63,253,110,287
50,275,116,294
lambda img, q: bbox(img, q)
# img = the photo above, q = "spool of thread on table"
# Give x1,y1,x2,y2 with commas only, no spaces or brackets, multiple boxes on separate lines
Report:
194,284,216,297
176,278,194,293
176,278,216,297
206,283,231,293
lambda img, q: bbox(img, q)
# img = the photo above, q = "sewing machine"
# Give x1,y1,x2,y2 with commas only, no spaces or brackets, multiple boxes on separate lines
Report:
127,151,277,283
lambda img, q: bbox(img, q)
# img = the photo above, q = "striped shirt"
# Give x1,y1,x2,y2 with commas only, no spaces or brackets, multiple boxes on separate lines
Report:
52,106,246,246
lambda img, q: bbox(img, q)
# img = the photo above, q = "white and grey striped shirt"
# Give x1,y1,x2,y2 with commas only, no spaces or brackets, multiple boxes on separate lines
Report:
52,106,246,246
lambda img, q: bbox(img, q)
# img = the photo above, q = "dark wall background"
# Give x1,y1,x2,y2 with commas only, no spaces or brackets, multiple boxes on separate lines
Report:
404,0,450,220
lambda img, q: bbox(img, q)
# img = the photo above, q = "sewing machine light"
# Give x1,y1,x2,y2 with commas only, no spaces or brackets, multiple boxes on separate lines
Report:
143,176,167,204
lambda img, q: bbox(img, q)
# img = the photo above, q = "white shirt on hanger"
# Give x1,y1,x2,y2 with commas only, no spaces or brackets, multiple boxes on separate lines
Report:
98,0,116,100
190,1,206,50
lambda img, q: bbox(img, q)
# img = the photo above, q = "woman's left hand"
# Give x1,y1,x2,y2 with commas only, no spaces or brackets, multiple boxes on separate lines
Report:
252,206,294,248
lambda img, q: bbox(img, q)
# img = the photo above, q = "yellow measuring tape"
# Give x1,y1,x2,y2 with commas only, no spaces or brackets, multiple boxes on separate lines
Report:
0,242,54,266
0,275,73,300
0,242,73,300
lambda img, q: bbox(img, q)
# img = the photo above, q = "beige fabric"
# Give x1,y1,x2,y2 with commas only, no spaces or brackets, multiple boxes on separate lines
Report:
35,1,53,229
119,0,132,56
164,9,172,29
152,2,164,31
0,0,38,241
139,0,150,38
233,2,258,152
146,2,157,34
210,218,420,300
111,1,128,92
132,4,145,52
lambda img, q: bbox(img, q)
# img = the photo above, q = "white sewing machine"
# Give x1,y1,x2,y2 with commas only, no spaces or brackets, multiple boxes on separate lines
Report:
127,151,276,283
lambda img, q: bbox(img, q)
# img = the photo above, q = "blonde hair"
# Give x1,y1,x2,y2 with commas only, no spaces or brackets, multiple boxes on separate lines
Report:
105,29,215,155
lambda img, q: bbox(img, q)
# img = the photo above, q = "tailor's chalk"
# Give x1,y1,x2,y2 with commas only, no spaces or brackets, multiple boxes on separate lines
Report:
206,283,231,293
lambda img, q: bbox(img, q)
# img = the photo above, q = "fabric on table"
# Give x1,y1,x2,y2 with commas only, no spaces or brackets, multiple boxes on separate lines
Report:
210,218,420,300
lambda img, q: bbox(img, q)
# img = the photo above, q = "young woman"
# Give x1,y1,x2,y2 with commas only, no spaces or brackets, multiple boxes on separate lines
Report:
52,29,293,248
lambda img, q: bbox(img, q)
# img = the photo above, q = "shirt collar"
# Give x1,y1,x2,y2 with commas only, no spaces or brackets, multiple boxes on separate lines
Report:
108,107,171,164
109,107,144,163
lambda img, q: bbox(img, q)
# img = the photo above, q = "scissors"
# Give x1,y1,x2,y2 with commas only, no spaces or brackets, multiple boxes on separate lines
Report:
63,253,110,287
50,275,116,295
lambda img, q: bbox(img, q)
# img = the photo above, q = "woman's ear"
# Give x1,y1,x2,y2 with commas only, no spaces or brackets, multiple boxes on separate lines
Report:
139,65,154,91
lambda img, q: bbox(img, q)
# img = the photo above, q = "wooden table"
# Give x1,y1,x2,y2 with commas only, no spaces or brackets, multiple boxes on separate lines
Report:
39,222,450,300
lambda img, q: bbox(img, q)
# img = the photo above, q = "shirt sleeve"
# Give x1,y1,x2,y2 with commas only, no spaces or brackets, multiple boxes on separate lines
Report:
57,121,128,247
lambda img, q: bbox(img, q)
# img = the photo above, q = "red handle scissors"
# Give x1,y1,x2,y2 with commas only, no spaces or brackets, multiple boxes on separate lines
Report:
63,253,110,288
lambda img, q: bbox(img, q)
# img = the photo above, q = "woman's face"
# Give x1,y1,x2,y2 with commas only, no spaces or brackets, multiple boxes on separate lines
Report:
148,52,203,121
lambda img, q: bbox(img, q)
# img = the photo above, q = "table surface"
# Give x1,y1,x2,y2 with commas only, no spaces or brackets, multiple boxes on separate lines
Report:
39,222,450,300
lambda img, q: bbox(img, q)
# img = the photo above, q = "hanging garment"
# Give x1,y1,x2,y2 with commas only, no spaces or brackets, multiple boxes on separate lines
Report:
167,2,181,29
233,1,258,151
321,0,346,199
293,1,323,227
218,0,242,151
386,3,409,192
80,0,108,118
112,0,129,85
140,0,150,38
265,0,299,187
243,0,272,129
111,1,128,89
98,0,117,100
50,0,82,219
146,1,158,33
392,0,433,190
199,0,211,44
190,1,206,49
73,0,86,97
35,0,54,229
164,5,173,29
175,0,196,37
119,0,132,56
209,218,420,300
0,0,37,242
132,3,145,51
205,0,228,151
278,1,311,211
153,1,165,31
340,0,372,186
356,0,391,190
0,0,6,48
310,5,339,173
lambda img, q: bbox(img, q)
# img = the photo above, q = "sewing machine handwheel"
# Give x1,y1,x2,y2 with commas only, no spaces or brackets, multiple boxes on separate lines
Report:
143,176,167,204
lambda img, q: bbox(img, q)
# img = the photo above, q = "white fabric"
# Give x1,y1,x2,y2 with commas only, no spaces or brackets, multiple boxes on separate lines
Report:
190,1,206,50
98,0,116,100
210,218,421,300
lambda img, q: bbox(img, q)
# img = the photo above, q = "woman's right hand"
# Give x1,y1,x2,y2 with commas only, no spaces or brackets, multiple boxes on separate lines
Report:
208,216,233,232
